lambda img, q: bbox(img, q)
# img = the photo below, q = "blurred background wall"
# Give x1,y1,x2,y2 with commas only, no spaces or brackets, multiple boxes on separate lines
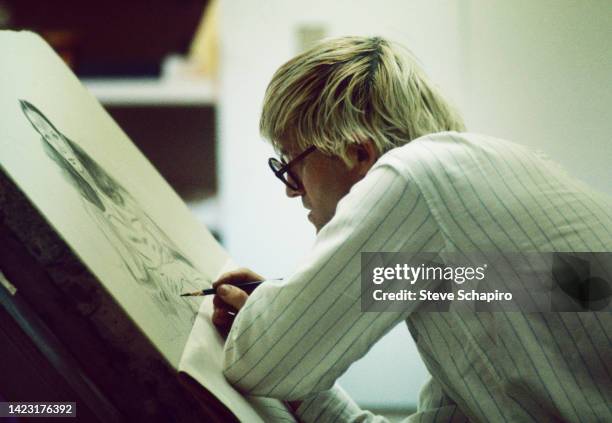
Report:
3,0,610,414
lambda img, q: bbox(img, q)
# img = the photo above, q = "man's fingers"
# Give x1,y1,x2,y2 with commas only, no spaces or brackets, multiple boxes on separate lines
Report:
212,307,234,328
213,294,236,311
210,267,262,335
213,268,264,287
216,284,249,310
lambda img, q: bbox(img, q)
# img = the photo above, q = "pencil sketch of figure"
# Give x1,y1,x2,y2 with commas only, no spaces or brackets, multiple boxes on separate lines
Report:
19,99,208,328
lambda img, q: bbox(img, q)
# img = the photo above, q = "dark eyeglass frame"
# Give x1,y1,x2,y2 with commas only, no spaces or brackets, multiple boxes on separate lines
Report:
268,145,317,191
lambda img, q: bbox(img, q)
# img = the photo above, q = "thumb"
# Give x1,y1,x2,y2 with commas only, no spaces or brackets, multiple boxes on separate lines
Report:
217,284,249,310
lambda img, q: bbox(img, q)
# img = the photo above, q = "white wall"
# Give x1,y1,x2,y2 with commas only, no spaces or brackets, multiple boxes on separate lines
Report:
217,0,612,410
462,0,612,195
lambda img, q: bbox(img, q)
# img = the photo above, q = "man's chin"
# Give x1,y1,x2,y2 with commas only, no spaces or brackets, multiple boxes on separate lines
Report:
308,211,316,224
308,212,321,232
309,212,330,234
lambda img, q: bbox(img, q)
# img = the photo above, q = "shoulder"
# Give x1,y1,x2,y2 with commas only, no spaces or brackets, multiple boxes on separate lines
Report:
378,131,523,168
374,131,542,183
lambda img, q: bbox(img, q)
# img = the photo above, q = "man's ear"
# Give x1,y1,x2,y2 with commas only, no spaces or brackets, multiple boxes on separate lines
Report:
352,139,379,176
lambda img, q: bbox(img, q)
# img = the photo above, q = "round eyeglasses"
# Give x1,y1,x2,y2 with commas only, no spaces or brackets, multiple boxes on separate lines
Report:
268,145,317,191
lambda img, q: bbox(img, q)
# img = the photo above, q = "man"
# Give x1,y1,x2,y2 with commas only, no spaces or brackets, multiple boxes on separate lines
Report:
211,36,612,422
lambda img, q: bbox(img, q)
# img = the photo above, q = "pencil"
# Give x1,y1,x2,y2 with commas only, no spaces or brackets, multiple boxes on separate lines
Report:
180,280,264,297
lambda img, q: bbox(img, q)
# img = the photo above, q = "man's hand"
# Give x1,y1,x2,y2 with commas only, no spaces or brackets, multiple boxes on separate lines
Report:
212,268,264,336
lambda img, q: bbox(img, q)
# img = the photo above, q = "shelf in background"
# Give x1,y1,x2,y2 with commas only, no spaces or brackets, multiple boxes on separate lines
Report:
82,78,216,106
82,74,221,239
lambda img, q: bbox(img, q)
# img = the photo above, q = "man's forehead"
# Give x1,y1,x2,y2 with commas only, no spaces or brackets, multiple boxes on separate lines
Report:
278,135,314,155
277,141,300,157
276,130,305,151
279,146,294,157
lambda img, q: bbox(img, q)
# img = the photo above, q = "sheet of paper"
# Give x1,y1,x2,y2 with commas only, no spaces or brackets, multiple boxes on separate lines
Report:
0,30,227,366
179,263,296,422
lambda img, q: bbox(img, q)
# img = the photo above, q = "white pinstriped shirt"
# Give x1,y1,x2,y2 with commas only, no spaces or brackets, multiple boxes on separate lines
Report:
223,132,612,422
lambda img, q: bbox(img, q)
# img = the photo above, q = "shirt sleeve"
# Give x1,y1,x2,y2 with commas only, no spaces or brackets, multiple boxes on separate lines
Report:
222,162,445,421
293,378,470,423
295,383,387,422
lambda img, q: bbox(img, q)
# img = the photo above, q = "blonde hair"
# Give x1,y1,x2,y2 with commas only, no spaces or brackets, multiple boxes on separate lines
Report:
260,36,466,164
